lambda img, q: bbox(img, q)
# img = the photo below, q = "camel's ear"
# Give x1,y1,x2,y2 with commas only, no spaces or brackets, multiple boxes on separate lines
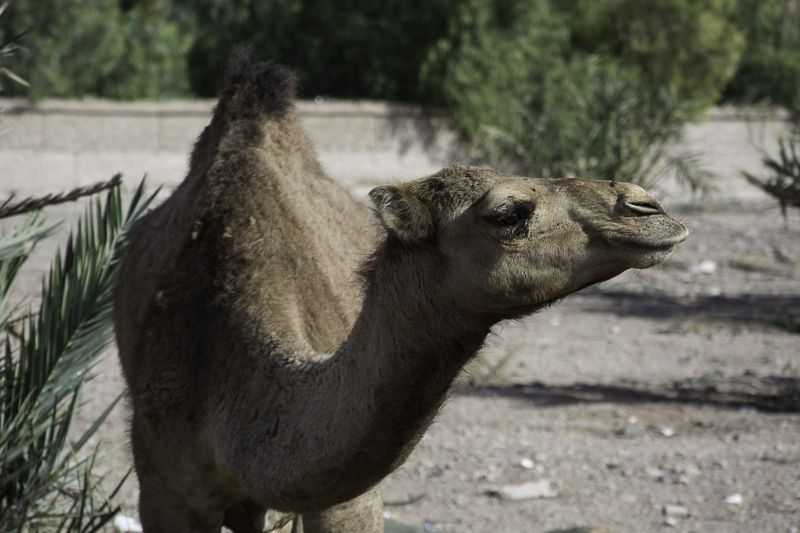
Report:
369,185,434,242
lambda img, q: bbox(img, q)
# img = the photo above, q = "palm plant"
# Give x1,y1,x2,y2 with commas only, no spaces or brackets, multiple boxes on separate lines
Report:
744,135,800,217
0,177,155,532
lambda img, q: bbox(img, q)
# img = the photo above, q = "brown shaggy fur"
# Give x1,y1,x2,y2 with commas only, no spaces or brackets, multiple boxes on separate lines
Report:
113,50,687,533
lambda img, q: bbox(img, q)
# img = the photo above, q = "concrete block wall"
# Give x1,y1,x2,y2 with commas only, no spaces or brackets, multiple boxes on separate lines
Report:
0,98,790,204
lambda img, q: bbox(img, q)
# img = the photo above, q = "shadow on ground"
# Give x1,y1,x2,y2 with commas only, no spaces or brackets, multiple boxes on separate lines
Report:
579,289,800,333
461,374,800,413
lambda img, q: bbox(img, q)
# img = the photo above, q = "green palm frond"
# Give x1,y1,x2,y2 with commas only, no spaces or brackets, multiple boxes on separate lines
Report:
0,214,59,315
0,177,156,532
744,137,800,217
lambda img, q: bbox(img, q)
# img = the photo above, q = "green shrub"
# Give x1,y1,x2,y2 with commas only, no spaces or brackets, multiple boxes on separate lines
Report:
524,56,702,186
421,0,568,143
182,0,454,100
425,0,712,189
0,2,27,90
0,0,191,98
563,0,745,110
179,0,302,97
724,0,800,111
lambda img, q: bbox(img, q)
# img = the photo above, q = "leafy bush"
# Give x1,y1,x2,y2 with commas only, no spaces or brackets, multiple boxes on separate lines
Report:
0,0,191,98
179,0,302,97
424,0,713,189
563,0,745,110
182,0,454,100
421,0,568,143
724,0,800,111
529,56,712,189
0,178,155,531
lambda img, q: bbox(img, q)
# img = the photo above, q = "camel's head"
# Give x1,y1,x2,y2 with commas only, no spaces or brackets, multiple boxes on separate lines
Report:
369,165,687,319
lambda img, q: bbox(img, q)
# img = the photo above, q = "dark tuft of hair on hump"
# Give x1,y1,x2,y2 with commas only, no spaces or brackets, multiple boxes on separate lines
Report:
220,46,297,118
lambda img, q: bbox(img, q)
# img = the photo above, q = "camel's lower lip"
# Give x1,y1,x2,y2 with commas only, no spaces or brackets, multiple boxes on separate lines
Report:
610,226,689,250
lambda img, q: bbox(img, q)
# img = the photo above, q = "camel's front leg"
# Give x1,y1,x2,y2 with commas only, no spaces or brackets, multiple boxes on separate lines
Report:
132,421,225,533
299,487,383,533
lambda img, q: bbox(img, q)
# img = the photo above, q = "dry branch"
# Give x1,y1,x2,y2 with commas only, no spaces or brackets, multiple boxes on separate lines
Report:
0,174,122,219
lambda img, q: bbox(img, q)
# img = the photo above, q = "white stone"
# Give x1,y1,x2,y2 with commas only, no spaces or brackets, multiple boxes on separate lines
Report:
113,514,143,533
690,259,717,274
663,504,690,518
484,479,558,500
725,493,744,505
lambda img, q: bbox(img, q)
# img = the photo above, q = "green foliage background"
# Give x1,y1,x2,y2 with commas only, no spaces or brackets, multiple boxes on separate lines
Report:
724,0,800,110
2,0,785,106
563,0,745,109
0,0,797,183
0,0,190,98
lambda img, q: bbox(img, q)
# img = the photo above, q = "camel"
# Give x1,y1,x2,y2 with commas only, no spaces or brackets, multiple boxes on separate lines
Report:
112,50,688,533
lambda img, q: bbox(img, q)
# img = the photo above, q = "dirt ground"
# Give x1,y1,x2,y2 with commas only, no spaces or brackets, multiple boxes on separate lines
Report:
6,195,799,532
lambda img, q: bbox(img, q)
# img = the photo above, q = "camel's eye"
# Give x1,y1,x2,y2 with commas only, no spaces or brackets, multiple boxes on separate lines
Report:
493,205,529,227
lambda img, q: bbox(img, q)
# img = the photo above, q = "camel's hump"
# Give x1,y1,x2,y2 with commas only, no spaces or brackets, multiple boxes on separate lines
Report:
221,47,297,118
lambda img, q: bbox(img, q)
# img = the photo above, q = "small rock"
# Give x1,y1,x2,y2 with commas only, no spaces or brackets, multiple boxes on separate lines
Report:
760,452,791,465
689,259,717,275
659,427,675,438
725,493,743,505
645,467,667,482
547,526,610,533
712,460,728,470
520,457,535,469
663,504,690,518
113,515,143,533
484,479,558,500
383,492,426,506
664,516,678,527
772,245,793,264
618,421,642,437
678,464,701,477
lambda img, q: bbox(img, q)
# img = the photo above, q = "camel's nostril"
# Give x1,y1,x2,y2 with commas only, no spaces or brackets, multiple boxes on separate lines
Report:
624,200,663,216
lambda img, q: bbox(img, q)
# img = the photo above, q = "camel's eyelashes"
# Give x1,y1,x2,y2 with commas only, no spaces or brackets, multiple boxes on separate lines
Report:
496,210,524,226
492,204,530,227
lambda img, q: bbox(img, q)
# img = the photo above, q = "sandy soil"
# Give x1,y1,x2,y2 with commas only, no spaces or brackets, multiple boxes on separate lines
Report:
5,198,799,532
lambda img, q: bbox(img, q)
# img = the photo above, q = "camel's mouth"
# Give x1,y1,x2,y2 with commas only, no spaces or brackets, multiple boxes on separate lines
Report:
611,226,689,250
603,214,688,268
606,209,689,249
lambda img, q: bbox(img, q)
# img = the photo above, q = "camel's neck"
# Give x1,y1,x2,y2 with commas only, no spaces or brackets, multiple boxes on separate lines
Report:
338,248,490,457
262,243,492,508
